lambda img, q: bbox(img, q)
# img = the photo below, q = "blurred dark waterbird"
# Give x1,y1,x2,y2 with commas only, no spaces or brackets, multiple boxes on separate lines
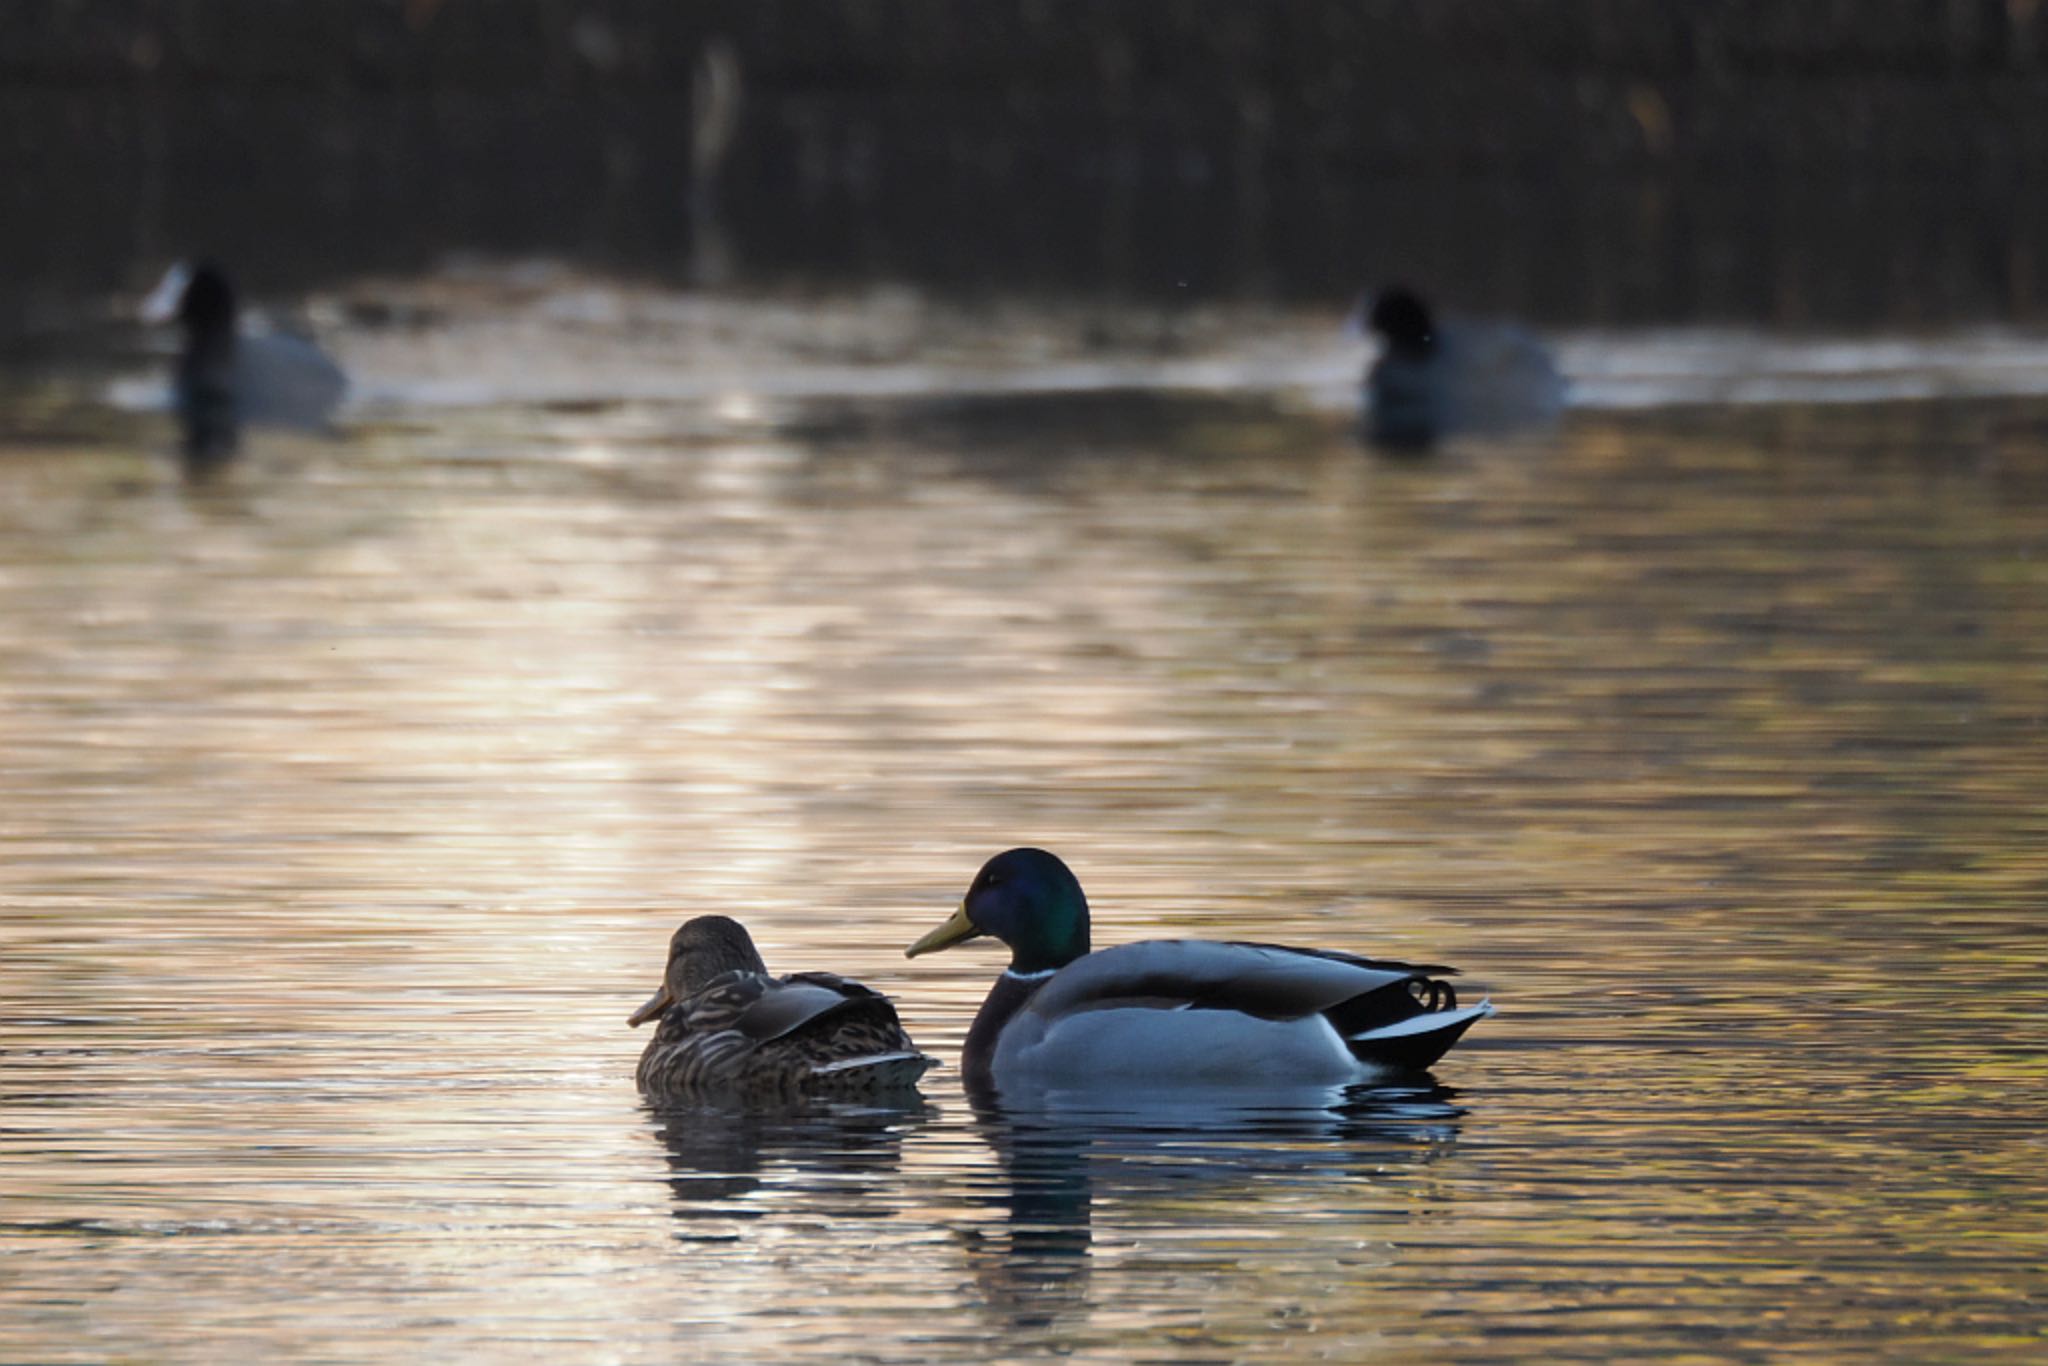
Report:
631,916,933,1101
141,261,348,468
907,848,1494,1102
1357,286,1564,450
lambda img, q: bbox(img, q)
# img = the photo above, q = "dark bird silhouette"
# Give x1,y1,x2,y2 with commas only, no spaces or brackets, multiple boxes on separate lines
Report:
141,261,347,470
1358,286,1564,451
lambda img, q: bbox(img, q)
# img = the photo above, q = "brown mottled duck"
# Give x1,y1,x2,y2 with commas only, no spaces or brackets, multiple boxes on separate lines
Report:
630,916,933,1101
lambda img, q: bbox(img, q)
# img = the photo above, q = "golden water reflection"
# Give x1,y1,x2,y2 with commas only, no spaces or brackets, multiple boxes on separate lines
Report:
2,392,2045,1360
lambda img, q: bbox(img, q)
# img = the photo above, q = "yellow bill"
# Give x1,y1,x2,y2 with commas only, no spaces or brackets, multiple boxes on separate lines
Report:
906,902,983,958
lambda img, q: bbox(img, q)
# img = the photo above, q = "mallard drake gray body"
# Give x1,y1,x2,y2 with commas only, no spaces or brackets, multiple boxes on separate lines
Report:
141,261,347,468
630,916,933,1101
907,849,1492,1100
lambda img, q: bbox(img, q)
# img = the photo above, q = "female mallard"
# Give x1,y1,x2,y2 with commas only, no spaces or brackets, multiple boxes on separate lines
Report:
630,916,933,1101
907,849,1493,1098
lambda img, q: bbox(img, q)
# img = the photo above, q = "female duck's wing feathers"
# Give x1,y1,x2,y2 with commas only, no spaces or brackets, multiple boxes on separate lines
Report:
645,968,932,1098
722,971,905,1044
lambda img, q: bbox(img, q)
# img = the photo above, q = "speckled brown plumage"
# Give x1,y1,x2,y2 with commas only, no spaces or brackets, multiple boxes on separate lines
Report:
629,916,932,1102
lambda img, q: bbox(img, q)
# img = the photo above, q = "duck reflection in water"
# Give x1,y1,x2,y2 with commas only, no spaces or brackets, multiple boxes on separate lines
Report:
958,1083,1467,1331
645,1097,933,1227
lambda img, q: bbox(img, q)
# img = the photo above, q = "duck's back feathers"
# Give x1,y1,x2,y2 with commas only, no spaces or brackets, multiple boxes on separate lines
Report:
233,332,348,430
988,939,1489,1091
700,970,904,1048
1024,939,1438,1022
634,925,933,1102
1435,322,1566,431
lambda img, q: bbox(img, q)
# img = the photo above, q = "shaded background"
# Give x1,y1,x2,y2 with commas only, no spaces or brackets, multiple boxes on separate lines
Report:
7,0,2048,336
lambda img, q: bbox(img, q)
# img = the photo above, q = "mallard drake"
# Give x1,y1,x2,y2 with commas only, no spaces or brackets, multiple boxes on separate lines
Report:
630,916,933,1101
1358,286,1564,451
141,260,348,469
907,848,1493,1098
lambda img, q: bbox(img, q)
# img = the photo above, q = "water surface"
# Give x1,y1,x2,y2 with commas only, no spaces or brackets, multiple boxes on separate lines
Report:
3,297,2046,1361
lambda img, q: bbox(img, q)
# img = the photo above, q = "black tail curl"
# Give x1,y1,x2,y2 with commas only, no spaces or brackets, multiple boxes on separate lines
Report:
1409,976,1459,1012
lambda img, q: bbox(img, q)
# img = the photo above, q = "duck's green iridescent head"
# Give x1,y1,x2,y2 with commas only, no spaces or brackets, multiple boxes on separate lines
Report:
906,847,1091,974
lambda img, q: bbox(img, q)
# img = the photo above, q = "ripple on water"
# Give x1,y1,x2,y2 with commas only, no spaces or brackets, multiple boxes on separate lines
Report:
2,380,2046,1361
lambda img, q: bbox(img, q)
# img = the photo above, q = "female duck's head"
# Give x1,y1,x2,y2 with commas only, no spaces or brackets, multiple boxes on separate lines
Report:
907,846,1090,975
628,914,770,1026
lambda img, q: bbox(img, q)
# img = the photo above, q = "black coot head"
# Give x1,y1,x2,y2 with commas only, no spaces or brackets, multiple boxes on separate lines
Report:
177,262,237,334
1369,287,1436,354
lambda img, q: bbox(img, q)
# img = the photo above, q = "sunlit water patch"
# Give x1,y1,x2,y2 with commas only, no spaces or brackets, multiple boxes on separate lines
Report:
3,344,2047,1360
